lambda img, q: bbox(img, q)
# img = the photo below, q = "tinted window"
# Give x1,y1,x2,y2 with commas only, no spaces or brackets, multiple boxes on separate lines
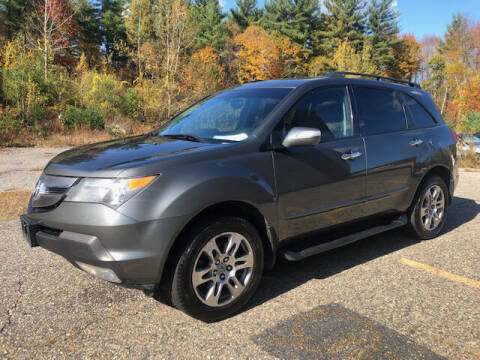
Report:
156,88,291,142
354,87,406,135
401,94,436,128
276,86,353,143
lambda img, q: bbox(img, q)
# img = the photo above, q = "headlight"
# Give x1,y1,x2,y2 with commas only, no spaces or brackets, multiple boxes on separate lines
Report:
65,176,156,207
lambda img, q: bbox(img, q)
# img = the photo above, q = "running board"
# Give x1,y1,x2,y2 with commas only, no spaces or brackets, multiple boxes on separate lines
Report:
281,215,408,262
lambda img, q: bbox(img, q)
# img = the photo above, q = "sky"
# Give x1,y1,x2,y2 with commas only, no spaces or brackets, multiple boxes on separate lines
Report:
222,0,480,40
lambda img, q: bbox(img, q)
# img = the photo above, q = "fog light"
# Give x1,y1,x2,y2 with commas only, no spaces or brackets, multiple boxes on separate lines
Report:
76,262,121,283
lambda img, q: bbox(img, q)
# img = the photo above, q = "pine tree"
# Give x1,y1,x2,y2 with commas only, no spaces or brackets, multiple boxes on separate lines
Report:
229,0,262,30
0,0,33,41
74,0,102,66
99,0,128,64
190,0,226,52
367,0,400,71
439,14,472,66
319,0,366,55
262,0,321,55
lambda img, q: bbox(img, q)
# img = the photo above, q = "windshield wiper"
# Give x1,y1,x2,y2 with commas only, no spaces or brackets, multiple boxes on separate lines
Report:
162,134,203,142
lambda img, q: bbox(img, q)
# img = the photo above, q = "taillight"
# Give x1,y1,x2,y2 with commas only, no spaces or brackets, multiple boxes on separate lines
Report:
451,129,458,143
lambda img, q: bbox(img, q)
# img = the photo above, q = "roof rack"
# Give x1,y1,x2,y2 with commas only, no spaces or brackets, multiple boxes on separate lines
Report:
326,71,421,89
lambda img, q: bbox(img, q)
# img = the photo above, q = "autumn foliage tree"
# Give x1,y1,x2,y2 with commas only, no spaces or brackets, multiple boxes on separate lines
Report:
27,0,77,79
182,46,225,98
388,34,421,81
2,0,480,147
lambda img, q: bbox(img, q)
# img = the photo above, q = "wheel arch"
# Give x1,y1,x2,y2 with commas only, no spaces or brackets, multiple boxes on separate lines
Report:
412,165,453,209
160,200,278,286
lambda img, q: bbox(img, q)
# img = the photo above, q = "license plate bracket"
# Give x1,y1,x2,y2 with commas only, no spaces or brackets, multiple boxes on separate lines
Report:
20,215,39,247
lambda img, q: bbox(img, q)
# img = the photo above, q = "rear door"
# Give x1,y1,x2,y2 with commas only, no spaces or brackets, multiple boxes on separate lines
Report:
352,86,416,216
273,86,366,240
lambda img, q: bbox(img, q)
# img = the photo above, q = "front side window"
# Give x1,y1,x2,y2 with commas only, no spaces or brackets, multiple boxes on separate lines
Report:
155,88,291,142
401,94,437,129
274,86,353,144
354,87,406,136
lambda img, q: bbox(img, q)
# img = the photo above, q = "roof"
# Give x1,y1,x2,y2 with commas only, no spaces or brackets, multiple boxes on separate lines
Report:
235,73,422,91
236,79,315,89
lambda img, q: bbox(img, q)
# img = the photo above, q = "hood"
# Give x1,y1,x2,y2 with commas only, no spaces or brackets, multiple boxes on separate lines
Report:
44,135,216,177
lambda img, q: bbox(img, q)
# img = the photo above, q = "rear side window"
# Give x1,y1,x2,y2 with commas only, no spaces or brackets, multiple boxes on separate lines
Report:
353,87,406,136
279,86,353,143
401,94,437,128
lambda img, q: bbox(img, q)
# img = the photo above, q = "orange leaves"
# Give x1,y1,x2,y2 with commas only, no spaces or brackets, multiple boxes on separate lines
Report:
456,74,480,115
234,25,306,83
234,25,282,83
389,33,421,80
182,46,225,97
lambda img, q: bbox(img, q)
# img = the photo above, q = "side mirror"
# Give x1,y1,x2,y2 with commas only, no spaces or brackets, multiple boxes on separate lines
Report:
282,127,321,148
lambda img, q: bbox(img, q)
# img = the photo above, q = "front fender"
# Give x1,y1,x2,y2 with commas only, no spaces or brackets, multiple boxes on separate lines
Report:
117,154,277,226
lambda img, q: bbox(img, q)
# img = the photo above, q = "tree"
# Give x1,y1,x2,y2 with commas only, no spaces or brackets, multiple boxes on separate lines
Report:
182,46,224,98
190,0,226,52
73,0,102,67
388,34,421,81
234,25,305,82
154,0,193,117
319,0,365,55
0,0,33,41
234,25,282,82
439,14,472,68
332,41,378,74
262,0,321,55
419,35,441,81
27,0,77,80
366,0,400,71
422,56,447,114
229,0,262,30
124,0,155,79
99,0,127,65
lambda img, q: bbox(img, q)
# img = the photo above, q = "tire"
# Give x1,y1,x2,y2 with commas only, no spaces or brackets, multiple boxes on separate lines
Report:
171,217,264,322
406,175,449,240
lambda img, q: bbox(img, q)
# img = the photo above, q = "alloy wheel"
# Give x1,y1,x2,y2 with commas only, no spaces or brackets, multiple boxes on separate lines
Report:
420,184,445,231
191,232,254,307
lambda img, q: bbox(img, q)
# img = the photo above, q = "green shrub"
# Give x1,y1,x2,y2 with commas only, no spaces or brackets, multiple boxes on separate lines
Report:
0,107,23,146
122,88,144,120
107,124,126,138
80,72,125,121
63,106,104,130
457,111,480,134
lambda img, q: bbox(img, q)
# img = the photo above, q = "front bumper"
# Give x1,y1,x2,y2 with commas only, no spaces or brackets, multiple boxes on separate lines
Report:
21,201,187,287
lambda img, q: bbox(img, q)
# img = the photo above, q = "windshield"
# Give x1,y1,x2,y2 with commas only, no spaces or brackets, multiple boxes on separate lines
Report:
464,135,480,145
155,88,291,142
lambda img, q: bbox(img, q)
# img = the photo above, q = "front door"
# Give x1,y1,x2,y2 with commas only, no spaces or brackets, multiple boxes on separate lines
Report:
272,86,366,240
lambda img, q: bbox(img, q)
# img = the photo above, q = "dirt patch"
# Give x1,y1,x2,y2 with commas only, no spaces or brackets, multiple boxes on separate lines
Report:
0,189,31,221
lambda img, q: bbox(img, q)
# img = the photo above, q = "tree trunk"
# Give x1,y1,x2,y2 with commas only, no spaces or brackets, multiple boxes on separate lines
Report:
43,0,48,80
441,84,449,116
137,12,142,80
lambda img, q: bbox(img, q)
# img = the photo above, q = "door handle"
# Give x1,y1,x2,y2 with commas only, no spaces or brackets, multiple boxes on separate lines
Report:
409,139,423,147
341,151,362,160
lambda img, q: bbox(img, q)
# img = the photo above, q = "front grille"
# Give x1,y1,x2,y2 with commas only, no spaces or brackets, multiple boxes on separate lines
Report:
32,175,78,209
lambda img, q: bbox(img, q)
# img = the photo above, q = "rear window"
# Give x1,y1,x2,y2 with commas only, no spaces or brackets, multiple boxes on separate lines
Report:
353,87,406,136
401,94,437,129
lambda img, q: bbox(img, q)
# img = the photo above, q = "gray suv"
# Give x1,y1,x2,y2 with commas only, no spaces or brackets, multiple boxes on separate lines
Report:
21,72,458,321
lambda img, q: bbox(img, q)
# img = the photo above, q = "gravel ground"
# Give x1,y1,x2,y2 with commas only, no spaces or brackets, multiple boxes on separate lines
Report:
0,148,479,359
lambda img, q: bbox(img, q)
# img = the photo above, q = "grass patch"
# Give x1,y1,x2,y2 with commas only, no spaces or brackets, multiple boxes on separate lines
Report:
457,149,480,169
29,168,44,172
0,189,31,221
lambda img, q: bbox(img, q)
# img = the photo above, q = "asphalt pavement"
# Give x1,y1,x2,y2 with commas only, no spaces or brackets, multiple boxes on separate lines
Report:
0,148,478,359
